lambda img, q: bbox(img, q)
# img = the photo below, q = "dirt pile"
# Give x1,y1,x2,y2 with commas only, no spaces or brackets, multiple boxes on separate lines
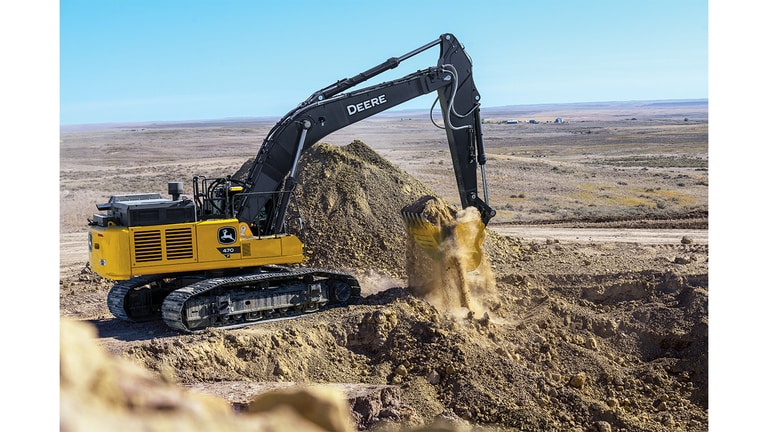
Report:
233,140,434,279
291,140,436,278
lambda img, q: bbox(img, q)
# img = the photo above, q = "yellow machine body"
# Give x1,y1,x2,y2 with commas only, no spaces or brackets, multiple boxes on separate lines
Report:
88,218,306,281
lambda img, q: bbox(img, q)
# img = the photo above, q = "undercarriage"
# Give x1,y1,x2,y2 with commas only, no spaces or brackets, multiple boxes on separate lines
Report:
107,266,360,332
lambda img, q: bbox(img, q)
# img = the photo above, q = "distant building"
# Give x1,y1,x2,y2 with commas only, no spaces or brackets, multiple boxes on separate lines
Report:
554,117,563,123
529,119,538,124
505,120,518,124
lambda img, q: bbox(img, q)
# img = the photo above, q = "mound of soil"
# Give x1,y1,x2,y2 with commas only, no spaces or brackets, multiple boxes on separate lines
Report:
60,140,708,432
291,140,436,278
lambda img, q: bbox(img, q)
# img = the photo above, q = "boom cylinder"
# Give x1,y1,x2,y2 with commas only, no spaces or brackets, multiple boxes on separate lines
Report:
309,37,442,102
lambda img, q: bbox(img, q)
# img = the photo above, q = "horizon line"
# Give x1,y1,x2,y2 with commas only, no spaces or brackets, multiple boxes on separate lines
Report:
60,97,708,129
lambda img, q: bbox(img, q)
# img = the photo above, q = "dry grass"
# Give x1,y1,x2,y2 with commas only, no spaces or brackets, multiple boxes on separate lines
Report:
60,101,708,230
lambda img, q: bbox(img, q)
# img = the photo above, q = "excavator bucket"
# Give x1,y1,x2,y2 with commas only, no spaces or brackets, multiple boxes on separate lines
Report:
401,196,486,271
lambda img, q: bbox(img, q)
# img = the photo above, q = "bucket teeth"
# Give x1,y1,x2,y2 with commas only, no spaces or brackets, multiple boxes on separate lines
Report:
402,211,431,228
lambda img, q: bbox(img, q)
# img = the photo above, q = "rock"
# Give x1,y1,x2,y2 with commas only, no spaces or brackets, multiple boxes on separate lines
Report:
426,370,441,385
654,400,669,411
569,373,587,389
594,420,612,432
681,236,693,244
660,271,684,293
586,337,599,350
661,413,676,427
274,361,291,378
394,364,408,376
247,386,356,432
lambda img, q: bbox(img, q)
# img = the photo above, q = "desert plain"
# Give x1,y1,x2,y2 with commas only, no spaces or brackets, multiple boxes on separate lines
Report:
59,99,708,432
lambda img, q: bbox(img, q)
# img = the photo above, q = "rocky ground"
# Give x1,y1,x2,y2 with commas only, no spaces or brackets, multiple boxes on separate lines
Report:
60,133,708,432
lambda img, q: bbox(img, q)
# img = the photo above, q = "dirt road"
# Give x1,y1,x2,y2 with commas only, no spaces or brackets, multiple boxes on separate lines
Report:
489,226,708,244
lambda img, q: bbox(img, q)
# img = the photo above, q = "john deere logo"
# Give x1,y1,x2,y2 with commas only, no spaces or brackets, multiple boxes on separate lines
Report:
218,227,237,244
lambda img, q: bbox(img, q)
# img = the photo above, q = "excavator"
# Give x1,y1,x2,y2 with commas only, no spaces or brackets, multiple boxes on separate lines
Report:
87,33,496,333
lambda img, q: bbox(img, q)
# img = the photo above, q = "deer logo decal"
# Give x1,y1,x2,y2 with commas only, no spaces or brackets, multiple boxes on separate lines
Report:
218,227,237,244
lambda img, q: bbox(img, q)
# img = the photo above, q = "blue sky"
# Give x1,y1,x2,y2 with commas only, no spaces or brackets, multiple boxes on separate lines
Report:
59,0,708,125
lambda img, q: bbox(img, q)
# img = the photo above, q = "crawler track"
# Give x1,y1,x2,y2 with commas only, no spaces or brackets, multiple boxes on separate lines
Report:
107,274,170,322
106,267,360,333
160,268,360,333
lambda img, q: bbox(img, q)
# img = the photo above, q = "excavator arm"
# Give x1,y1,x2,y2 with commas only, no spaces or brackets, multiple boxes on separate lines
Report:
236,33,495,240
